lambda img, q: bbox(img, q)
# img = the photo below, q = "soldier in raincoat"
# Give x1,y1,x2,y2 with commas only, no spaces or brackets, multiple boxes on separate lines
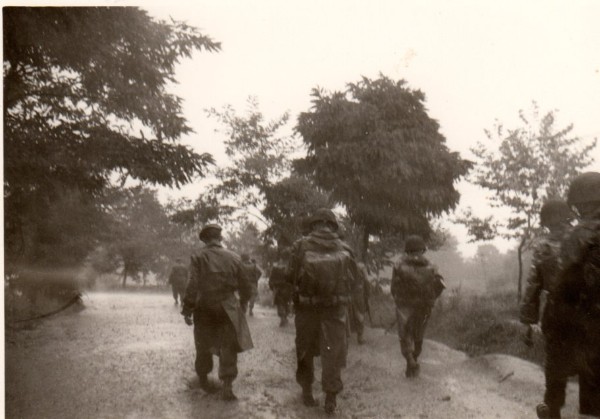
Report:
181,224,253,401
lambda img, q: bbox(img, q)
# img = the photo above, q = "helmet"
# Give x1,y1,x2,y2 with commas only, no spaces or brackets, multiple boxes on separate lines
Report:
567,172,600,206
199,224,222,242
404,235,426,253
539,200,572,227
310,208,338,231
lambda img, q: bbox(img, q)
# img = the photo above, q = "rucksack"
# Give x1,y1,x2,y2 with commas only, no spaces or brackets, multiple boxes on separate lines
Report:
299,248,354,298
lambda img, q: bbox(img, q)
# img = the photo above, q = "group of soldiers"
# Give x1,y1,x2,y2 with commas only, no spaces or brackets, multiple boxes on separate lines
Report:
520,172,600,418
170,171,600,417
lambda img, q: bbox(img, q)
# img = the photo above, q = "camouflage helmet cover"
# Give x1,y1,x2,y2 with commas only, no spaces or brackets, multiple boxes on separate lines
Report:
310,208,339,231
567,172,600,206
539,199,573,227
404,235,426,253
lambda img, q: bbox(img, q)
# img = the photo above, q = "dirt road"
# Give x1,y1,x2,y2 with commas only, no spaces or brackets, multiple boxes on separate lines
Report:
5,292,585,418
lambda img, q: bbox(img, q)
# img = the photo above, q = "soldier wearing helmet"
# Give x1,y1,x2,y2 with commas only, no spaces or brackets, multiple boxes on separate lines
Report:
537,172,600,418
287,208,360,415
269,247,293,327
181,224,254,401
240,253,262,316
520,200,573,328
168,257,189,306
391,235,445,378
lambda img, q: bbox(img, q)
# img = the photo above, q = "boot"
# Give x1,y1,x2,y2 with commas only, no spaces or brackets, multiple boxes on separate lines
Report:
324,392,337,415
302,384,317,407
198,376,220,394
221,379,237,401
536,402,561,419
405,354,418,378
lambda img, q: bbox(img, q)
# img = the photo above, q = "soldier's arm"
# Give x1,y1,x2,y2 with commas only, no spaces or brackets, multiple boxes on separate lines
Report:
519,245,546,324
432,270,446,299
181,257,199,317
390,266,400,300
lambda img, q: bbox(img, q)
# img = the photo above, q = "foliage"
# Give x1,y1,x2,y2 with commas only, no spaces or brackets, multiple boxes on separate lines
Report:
262,175,331,248
295,75,471,260
206,97,296,217
99,187,190,287
223,222,264,261
4,7,218,267
457,102,597,299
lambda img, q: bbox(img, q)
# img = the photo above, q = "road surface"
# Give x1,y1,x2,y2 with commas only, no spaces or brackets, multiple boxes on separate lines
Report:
5,292,586,418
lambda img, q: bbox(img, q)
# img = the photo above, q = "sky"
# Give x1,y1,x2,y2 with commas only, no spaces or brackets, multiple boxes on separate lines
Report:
9,0,600,256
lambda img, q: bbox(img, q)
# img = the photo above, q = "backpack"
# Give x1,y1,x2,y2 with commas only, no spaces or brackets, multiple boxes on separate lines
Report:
299,248,354,298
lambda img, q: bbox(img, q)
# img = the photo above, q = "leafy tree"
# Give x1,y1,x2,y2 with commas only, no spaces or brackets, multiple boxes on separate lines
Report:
262,175,331,248
457,102,596,300
4,7,218,267
205,97,296,223
295,75,471,260
101,187,187,287
224,222,264,262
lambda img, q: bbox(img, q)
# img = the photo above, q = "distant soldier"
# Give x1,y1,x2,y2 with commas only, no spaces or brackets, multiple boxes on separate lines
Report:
349,262,371,344
240,254,262,316
520,200,573,337
288,208,359,415
538,172,600,418
168,257,188,305
269,249,293,327
181,224,253,401
391,235,445,378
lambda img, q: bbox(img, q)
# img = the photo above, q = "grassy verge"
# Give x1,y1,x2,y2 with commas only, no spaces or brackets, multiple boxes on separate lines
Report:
368,289,546,366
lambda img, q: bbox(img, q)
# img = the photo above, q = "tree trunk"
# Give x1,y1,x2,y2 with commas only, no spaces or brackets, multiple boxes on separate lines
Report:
122,268,128,288
517,237,526,303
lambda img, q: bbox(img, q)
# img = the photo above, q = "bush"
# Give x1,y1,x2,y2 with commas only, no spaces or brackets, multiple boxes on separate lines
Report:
427,288,546,365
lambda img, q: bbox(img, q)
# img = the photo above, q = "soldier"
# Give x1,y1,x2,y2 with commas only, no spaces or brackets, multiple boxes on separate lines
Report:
168,257,188,305
391,235,445,378
269,249,293,327
519,200,573,418
520,200,573,339
240,253,262,316
349,262,371,344
181,224,253,401
538,172,600,418
288,208,359,415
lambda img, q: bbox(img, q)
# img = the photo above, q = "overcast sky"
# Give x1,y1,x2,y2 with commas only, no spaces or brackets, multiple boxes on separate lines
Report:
13,0,600,256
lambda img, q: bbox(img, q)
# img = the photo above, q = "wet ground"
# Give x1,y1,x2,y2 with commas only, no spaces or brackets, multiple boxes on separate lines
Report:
5,292,588,418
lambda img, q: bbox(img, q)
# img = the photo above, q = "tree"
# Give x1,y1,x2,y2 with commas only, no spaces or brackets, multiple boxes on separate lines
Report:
295,75,471,261
101,187,186,287
205,97,296,225
457,102,596,300
262,175,331,248
4,7,218,267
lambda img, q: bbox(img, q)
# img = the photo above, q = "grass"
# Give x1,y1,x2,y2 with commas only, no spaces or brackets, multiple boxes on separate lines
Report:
368,287,546,366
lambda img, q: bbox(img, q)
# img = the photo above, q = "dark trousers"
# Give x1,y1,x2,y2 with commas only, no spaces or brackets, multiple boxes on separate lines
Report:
274,289,292,319
396,305,430,360
193,306,238,381
544,337,600,416
295,305,348,394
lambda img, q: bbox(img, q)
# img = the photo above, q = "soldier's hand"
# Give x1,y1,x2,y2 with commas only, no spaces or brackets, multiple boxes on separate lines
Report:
184,315,193,326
